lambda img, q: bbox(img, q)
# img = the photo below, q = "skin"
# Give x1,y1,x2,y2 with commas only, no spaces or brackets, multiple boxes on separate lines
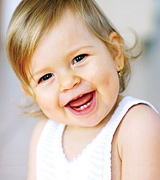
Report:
27,9,160,180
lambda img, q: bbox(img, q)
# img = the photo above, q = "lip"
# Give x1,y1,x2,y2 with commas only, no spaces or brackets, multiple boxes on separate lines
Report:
65,91,96,116
63,91,92,107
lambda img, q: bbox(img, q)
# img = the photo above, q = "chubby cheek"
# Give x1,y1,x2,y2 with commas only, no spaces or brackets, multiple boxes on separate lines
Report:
97,73,119,121
100,72,119,99
35,89,59,118
91,65,119,93
92,66,119,105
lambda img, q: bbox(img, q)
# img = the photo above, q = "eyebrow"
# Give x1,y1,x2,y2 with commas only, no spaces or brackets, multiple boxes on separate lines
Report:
66,45,94,57
32,45,94,77
32,67,53,77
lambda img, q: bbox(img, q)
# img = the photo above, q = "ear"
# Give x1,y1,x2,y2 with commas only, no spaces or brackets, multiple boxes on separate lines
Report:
109,32,124,71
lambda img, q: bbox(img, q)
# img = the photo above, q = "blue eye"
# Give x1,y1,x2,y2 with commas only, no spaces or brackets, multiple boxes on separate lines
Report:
38,73,54,84
73,54,87,65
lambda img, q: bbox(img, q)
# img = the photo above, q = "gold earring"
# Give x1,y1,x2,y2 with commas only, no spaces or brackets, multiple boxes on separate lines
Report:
118,68,123,77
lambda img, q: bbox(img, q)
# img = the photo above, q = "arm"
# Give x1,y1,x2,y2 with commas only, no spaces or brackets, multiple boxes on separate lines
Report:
118,105,160,180
27,119,47,180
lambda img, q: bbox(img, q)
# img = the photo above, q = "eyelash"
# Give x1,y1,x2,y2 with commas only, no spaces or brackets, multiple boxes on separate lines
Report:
72,54,87,65
38,73,54,84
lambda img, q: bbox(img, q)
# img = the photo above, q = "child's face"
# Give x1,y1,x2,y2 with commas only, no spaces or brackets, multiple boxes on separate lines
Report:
29,9,121,127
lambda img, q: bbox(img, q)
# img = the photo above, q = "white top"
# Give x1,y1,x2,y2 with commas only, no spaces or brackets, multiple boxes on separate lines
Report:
36,96,158,180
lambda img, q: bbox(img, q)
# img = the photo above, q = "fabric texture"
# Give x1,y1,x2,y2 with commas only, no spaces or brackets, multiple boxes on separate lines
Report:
36,96,158,180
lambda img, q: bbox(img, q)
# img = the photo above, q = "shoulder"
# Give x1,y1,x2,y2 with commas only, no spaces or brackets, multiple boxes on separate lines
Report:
30,118,48,143
29,118,48,148
118,104,160,179
119,104,160,143
27,118,48,180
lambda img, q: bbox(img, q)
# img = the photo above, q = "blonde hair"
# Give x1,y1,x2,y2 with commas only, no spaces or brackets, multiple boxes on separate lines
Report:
6,0,142,116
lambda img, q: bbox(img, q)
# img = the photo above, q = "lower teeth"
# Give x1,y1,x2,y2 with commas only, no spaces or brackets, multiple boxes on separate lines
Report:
75,101,91,110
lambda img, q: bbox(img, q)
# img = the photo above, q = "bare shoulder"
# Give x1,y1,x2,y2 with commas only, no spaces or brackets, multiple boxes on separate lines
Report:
118,104,160,180
27,118,48,180
119,104,160,142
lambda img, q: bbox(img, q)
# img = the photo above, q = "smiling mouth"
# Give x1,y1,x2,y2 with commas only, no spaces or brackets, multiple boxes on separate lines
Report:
65,91,96,116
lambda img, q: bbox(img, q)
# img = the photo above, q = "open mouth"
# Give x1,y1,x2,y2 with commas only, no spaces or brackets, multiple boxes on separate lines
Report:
65,91,96,116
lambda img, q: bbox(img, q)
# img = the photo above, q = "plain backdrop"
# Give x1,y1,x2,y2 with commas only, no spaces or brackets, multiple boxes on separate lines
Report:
0,0,160,179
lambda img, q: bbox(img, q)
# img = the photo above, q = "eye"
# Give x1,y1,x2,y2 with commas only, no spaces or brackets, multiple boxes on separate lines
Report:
72,54,87,65
38,73,54,84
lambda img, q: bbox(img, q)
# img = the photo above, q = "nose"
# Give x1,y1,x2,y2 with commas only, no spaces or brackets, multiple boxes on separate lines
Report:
59,72,81,93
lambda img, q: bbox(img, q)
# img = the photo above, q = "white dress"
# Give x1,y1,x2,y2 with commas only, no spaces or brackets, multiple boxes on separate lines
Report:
36,96,158,180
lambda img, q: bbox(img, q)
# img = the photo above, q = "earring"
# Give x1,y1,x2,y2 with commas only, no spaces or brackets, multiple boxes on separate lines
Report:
118,68,123,77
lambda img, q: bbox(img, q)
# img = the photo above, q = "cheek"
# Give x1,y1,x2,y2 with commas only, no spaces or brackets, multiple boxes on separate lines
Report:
91,65,118,87
34,88,57,112
85,54,118,82
93,64,120,99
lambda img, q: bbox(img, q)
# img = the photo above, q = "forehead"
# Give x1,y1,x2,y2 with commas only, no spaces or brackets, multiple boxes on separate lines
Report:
34,9,97,53
30,8,104,73
55,8,94,39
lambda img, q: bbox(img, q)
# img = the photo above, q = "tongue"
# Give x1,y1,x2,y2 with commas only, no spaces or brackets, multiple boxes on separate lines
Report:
69,93,93,108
